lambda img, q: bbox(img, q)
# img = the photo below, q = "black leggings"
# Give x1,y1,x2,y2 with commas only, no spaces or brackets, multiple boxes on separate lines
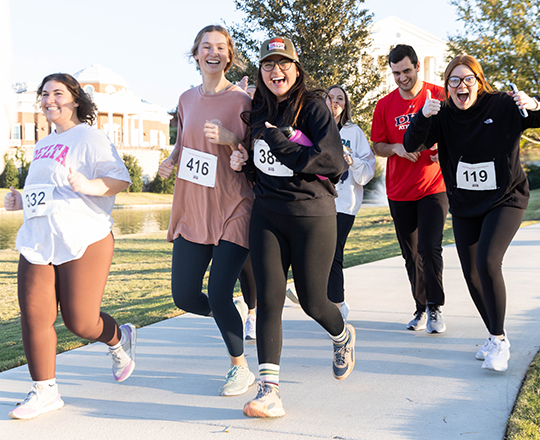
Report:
250,203,345,365
171,236,248,357
327,213,356,303
239,255,257,310
388,192,448,310
452,206,524,336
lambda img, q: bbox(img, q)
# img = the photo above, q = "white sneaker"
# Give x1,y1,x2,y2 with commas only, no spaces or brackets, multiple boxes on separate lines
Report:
286,286,300,305
245,314,256,340
482,337,511,371
219,365,255,396
234,298,249,327
110,323,137,382
9,383,64,420
340,302,350,324
475,337,492,360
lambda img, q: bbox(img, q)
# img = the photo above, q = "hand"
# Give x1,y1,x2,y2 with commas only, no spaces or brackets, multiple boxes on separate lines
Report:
204,121,239,150
265,121,277,129
508,89,539,111
430,152,439,163
422,89,441,118
68,167,91,193
159,157,175,179
237,76,249,92
230,144,248,171
344,153,353,165
4,186,22,211
391,143,421,162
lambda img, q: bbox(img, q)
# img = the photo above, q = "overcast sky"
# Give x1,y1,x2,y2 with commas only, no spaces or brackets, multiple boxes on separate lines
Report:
9,0,462,111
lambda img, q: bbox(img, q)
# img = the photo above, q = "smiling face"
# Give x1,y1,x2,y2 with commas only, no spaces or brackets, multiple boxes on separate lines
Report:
260,55,299,102
194,31,231,76
326,88,346,122
390,56,421,97
448,64,479,110
40,80,80,133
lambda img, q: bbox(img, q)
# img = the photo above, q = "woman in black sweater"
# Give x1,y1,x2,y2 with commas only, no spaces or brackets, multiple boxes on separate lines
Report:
404,54,540,372
230,36,353,417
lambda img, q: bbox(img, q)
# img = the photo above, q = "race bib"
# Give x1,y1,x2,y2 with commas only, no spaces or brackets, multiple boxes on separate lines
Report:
456,160,497,191
178,147,218,188
254,140,293,177
22,184,55,219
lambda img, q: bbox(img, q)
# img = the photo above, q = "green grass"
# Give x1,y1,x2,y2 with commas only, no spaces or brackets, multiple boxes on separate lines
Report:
1,188,540,436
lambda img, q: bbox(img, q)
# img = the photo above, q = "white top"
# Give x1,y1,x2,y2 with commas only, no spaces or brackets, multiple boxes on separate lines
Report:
16,124,131,265
335,123,376,215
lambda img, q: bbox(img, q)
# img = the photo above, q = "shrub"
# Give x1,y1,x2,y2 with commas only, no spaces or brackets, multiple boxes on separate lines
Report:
0,156,19,189
122,154,143,193
524,163,540,190
149,150,176,194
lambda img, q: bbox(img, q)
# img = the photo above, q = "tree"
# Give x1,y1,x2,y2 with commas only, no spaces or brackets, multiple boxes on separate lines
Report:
149,150,176,194
226,0,383,133
447,0,540,95
122,154,143,193
0,156,19,189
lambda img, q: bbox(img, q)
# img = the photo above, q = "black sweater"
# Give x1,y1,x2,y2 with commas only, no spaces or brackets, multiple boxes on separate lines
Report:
246,97,347,216
404,92,540,217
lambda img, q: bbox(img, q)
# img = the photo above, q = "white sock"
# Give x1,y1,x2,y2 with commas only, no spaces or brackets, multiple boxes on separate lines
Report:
35,378,56,389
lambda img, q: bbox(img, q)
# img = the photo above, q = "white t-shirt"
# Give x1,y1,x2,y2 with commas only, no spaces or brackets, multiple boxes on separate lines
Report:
16,124,131,265
335,123,376,215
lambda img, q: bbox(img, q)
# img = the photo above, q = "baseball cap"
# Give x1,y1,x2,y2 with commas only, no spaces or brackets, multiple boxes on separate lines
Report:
259,37,299,63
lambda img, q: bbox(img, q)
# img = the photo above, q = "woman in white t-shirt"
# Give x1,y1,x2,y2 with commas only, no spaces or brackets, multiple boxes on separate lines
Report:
325,85,375,322
4,73,134,420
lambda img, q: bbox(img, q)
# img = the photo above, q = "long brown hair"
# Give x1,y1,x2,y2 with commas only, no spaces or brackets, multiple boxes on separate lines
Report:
444,55,493,102
325,85,352,127
247,60,323,140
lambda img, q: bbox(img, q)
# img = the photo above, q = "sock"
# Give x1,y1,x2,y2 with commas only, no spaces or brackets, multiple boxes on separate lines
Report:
259,363,280,388
35,378,56,390
330,325,349,346
109,327,127,350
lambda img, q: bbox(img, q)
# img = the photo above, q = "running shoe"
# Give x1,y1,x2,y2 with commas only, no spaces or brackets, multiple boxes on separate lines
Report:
243,382,286,418
245,314,256,340
285,285,300,305
340,301,350,324
219,365,255,396
333,323,356,380
482,337,511,372
476,337,492,360
110,323,137,382
426,305,446,334
9,383,64,420
407,309,427,331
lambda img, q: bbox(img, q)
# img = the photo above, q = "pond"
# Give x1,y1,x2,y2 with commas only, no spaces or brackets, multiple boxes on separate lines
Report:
0,207,171,251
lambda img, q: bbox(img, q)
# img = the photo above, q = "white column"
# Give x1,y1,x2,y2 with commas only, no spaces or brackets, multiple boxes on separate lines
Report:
138,114,143,147
123,113,129,146
108,111,114,141
130,115,137,146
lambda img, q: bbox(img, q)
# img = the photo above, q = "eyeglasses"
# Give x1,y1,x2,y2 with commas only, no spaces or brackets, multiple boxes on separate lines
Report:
448,75,477,88
260,59,294,72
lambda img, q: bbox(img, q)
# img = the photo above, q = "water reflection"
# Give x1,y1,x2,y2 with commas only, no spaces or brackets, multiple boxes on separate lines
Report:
0,208,171,251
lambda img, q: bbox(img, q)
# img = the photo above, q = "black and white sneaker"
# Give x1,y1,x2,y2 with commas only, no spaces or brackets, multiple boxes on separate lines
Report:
426,306,446,334
407,310,427,331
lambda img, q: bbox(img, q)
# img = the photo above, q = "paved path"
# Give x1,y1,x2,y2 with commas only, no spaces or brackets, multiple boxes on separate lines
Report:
1,224,539,440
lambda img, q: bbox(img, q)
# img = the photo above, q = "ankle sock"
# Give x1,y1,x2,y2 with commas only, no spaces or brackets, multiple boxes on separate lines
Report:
330,325,349,346
259,363,279,389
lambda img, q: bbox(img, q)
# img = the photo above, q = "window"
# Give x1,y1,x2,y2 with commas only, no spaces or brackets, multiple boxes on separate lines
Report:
11,124,21,140
84,84,95,98
24,123,35,141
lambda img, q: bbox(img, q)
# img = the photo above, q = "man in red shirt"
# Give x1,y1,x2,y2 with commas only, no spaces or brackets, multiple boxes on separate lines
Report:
371,44,448,333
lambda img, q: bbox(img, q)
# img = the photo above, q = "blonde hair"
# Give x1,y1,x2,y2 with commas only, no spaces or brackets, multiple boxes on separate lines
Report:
190,25,242,73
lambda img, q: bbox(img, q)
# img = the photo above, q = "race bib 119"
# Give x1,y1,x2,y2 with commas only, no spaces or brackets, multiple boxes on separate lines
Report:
456,160,497,191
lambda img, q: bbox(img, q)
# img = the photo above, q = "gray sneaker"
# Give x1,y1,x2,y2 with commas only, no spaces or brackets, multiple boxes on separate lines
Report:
110,323,137,382
219,365,255,396
407,310,427,331
332,323,356,380
426,306,446,334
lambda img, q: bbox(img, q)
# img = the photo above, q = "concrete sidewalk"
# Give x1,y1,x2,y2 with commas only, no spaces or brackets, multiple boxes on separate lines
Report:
1,224,539,440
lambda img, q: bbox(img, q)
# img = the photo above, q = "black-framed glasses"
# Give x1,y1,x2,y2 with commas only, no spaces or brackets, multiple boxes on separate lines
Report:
448,75,477,88
260,59,294,72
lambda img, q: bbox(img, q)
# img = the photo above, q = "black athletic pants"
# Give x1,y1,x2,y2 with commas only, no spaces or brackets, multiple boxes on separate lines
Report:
249,203,345,366
327,213,356,303
452,205,524,336
388,192,448,311
171,236,248,357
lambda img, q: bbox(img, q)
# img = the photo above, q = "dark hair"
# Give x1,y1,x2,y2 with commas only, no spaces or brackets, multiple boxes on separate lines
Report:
325,85,352,127
190,25,243,73
246,60,323,140
443,54,493,101
388,44,418,67
37,73,97,125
